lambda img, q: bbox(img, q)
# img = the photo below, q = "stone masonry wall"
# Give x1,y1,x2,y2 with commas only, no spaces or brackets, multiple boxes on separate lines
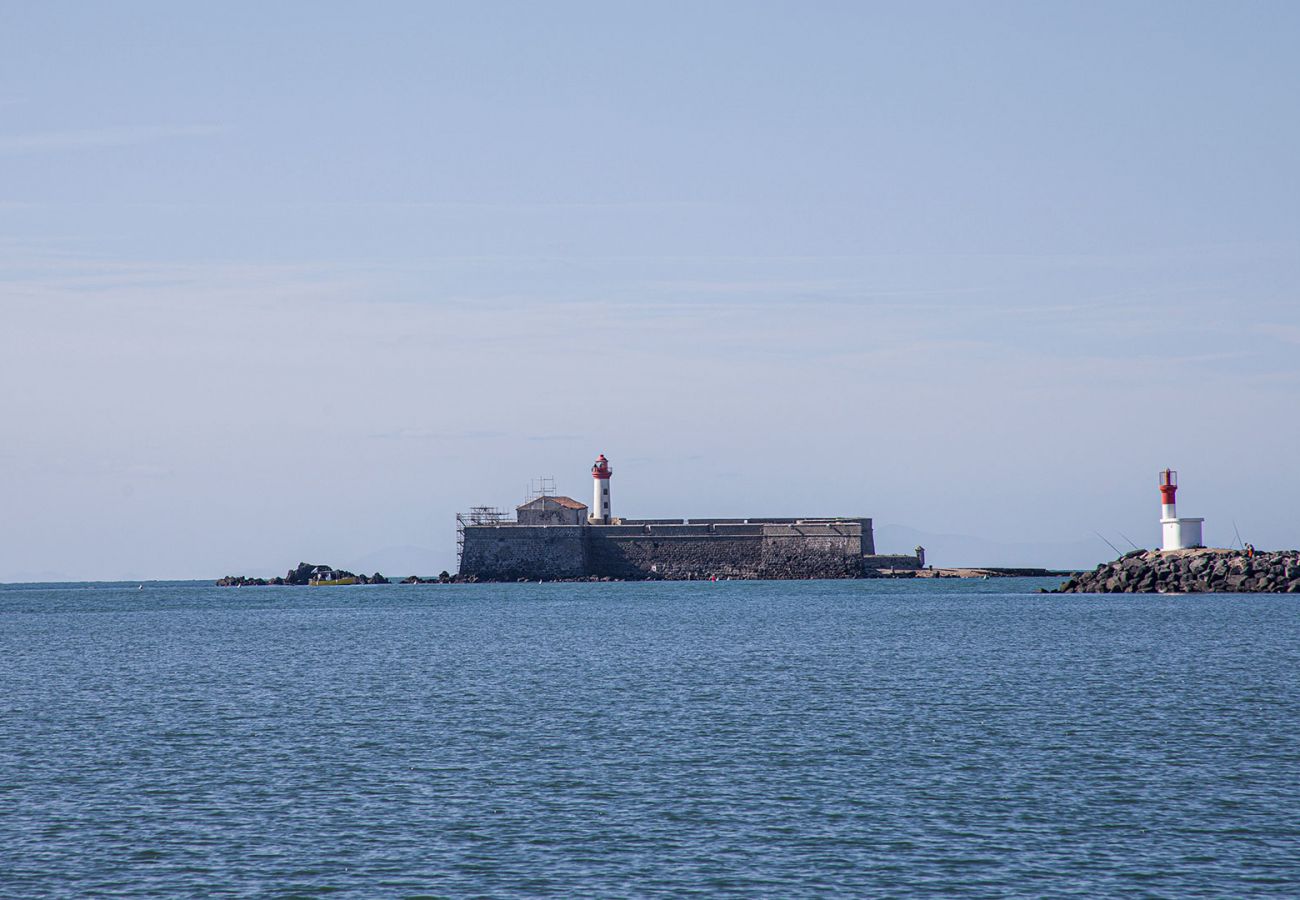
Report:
460,526,587,580
587,533,763,579
460,519,876,581
862,554,924,571
760,524,863,578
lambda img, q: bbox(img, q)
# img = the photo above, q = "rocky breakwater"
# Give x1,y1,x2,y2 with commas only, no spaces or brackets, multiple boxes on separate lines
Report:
1057,548,1300,593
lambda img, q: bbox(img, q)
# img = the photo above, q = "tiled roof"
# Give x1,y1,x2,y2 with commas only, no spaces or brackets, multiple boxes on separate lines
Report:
517,495,588,510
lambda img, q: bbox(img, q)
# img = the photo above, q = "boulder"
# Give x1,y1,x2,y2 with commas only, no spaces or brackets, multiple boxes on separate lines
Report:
1056,549,1300,594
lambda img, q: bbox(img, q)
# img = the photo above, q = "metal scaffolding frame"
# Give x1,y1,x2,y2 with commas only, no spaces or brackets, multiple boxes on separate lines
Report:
455,506,507,569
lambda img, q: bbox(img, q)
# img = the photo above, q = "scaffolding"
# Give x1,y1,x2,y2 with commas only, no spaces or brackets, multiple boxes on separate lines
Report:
455,506,507,569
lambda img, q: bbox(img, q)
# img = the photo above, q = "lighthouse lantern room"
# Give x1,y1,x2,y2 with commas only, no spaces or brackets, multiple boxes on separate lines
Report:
1159,468,1204,551
591,454,613,525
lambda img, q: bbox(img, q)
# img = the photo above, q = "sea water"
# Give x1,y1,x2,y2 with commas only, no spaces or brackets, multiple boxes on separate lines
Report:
2,578,1298,898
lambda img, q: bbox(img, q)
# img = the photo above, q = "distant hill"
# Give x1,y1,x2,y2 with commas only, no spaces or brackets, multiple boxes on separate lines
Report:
343,545,442,578
874,524,1113,571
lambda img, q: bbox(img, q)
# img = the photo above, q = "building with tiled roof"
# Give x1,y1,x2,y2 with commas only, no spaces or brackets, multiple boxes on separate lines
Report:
516,495,588,527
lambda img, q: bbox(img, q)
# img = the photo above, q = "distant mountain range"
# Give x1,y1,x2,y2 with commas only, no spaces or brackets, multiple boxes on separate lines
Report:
874,524,1112,571
2,532,1114,585
342,545,445,578
347,529,1115,578
247,530,1111,583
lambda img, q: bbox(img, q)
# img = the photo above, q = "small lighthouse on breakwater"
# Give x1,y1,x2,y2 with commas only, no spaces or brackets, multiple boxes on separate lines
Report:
591,453,613,524
1159,468,1204,551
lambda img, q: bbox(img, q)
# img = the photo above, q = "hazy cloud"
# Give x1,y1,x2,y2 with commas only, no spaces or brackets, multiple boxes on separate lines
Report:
370,428,509,442
0,124,222,154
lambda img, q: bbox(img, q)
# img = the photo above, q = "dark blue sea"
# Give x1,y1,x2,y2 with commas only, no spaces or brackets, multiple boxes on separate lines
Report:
2,579,1298,898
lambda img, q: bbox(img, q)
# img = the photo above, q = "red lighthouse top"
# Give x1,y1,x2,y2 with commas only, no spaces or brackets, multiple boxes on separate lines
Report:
592,454,612,480
1159,468,1178,505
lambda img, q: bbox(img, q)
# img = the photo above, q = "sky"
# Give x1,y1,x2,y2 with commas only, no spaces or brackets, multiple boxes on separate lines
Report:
2,1,1299,580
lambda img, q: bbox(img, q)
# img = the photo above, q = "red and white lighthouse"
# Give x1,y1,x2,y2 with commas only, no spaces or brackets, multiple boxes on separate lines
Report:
1159,468,1204,551
591,453,612,524
1159,468,1178,521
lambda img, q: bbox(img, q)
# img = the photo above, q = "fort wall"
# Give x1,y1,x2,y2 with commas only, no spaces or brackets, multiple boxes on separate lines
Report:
458,517,898,581
587,533,763,579
862,554,924,571
458,526,588,580
760,523,864,579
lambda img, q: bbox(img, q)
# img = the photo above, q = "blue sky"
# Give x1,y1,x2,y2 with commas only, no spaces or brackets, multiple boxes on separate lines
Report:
2,2,1298,579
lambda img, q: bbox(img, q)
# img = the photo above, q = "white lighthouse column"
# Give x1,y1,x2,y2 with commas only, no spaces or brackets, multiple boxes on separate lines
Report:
1159,468,1180,550
591,453,612,524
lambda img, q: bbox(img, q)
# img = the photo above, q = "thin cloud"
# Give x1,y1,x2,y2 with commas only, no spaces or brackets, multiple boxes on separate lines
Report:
1255,323,1300,345
370,428,508,442
525,433,585,443
0,124,222,154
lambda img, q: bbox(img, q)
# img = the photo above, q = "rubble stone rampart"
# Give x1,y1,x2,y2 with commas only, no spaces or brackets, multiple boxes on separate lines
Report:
458,517,897,581
458,526,588,580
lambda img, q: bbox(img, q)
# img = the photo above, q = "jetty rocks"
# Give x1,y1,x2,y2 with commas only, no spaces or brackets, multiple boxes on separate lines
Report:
1057,548,1300,594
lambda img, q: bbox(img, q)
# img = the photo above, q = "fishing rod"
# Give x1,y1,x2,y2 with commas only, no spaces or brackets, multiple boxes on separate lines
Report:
1093,531,1123,557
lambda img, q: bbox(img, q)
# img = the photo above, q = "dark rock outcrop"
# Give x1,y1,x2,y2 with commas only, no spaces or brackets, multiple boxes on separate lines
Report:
284,562,316,585
217,563,389,587
1057,548,1300,593
216,575,270,587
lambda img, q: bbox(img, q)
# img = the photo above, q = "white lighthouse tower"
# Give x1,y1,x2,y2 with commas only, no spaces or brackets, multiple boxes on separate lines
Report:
590,453,613,525
1159,468,1204,551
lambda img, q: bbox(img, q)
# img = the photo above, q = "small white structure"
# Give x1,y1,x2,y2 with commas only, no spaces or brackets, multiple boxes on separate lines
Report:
590,453,612,524
1159,468,1204,551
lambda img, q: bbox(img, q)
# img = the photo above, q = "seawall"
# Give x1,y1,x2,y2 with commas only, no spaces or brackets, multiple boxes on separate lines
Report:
460,518,886,581
459,526,589,580
1057,548,1300,593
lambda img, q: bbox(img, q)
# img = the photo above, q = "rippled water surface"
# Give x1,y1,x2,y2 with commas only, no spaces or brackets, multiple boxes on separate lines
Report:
2,579,1299,898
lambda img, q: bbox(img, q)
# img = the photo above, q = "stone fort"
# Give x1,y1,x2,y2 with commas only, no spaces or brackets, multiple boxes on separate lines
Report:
457,454,923,581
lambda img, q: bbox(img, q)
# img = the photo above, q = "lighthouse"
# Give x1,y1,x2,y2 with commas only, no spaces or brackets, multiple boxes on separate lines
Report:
1159,468,1204,551
591,453,612,524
